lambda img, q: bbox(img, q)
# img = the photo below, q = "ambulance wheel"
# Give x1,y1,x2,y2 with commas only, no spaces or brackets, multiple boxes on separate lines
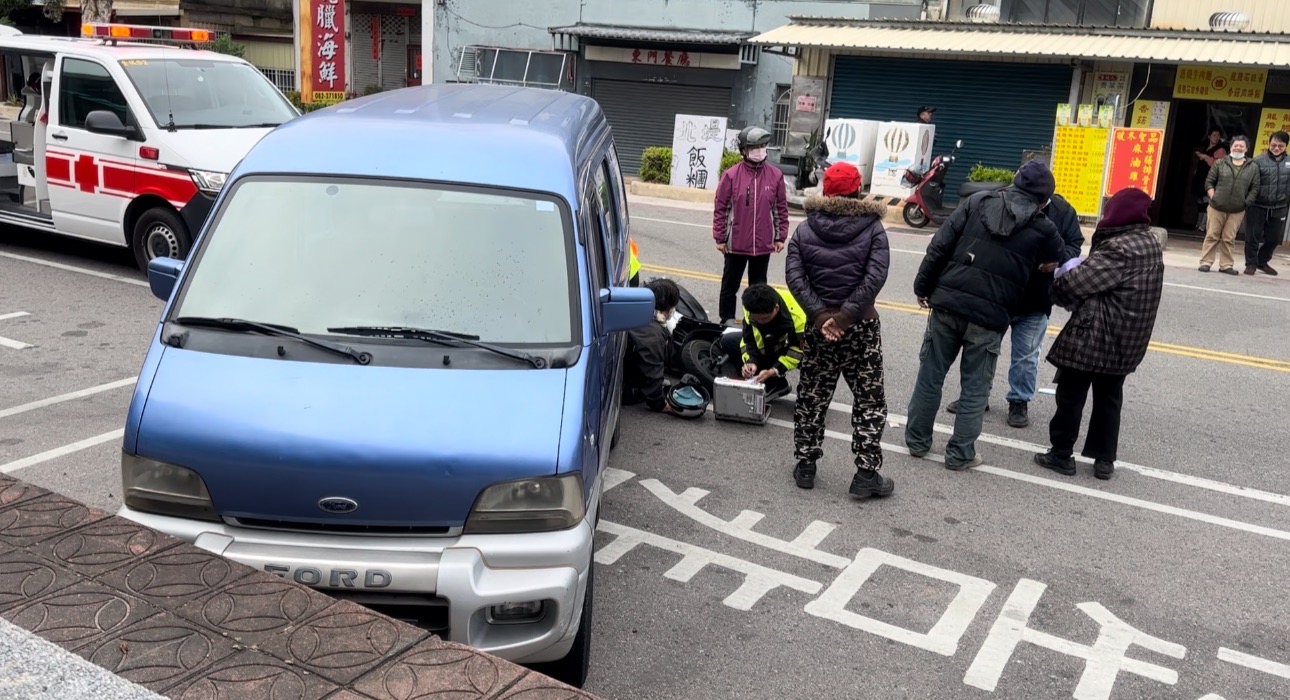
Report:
902,202,929,228
133,207,192,271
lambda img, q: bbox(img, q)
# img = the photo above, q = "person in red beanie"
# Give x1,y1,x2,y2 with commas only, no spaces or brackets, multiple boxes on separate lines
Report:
785,161,894,498
1034,187,1165,481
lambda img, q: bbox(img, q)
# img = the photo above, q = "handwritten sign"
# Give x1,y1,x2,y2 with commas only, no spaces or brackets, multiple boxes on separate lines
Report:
1173,66,1266,104
670,114,728,191
1105,128,1164,198
1052,125,1110,216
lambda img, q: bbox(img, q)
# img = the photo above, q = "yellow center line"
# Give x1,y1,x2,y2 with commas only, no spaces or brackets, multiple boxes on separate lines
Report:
639,262,1290,374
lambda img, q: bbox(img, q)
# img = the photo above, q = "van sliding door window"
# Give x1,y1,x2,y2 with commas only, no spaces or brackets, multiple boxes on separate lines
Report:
59,58,129,129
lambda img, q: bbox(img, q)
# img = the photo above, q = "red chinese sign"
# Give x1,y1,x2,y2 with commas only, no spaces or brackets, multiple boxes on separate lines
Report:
630,48,692,67
299,0,347,104
1104,128,1164,198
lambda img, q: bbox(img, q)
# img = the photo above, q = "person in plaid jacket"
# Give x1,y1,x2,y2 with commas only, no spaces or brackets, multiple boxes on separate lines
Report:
1033,188,1164,481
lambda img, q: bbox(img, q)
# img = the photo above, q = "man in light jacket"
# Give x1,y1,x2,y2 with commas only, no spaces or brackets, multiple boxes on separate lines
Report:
1241,131,1290,275
712,125,790,326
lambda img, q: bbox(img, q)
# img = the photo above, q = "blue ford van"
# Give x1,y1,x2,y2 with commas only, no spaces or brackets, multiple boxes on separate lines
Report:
118,84,654,686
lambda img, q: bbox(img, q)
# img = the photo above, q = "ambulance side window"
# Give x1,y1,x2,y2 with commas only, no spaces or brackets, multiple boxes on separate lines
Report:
59,58,130,130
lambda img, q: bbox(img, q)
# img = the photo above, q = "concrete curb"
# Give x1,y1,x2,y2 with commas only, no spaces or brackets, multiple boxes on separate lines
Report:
631,180,913,229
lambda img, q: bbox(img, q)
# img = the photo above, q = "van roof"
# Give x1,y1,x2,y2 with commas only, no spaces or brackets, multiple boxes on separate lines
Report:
234,84,610,203
0,34,248,62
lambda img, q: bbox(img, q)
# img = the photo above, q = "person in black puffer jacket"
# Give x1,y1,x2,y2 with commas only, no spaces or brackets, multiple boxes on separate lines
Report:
904,160,1065,471
785,161,893,499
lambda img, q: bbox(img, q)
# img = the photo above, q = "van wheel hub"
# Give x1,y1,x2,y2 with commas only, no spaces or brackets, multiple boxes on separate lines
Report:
144,224,181,260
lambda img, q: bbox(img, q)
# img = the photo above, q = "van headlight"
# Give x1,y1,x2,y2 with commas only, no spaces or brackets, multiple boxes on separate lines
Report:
121,452,219,522
463,474,585,535
189,169,227,195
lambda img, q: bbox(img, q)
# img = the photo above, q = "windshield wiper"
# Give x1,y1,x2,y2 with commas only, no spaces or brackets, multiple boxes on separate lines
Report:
171,123,233,130
326,326,546,369
173,317,372,365
233,122,285,129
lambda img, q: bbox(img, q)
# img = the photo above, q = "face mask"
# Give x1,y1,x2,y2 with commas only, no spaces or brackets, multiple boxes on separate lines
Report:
1231,152,1246,161
746,147,768,163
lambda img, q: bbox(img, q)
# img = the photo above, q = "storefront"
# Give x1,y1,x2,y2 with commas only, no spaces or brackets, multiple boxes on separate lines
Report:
551,25,755,174
349,1,423,94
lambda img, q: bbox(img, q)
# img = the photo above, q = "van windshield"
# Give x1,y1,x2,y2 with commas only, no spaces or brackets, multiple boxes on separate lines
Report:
171,177,578,345
120,58,297,129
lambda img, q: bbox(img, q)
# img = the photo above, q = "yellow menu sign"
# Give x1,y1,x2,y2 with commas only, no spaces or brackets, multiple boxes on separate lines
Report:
1052,126,1110,217
1256,107,1290,148
1130,100,1170,130
1173,66,1267,104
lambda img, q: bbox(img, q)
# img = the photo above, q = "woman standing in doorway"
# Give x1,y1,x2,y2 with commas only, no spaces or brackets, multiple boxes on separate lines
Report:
1198,135,1261,275
1192,130,1227,231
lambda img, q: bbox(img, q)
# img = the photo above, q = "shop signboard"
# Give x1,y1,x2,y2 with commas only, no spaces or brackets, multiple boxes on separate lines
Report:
1105,128,1165,199
299,0,348,104
1130,101,1170,130
1173,66,1266,104
1255,108,1290,149
1051,125,1110,217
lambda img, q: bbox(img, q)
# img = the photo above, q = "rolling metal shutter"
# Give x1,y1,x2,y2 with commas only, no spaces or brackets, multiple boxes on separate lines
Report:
592,79,732,176
830,56,1071,202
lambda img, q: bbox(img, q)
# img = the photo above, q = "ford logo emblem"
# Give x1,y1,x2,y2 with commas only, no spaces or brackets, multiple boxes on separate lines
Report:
318,497,359,514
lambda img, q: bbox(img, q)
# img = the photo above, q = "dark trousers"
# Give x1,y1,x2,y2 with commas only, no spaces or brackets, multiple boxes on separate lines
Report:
794,321,886,471
1242,205,1288,267
718,253,770,321
1048,367,1126,463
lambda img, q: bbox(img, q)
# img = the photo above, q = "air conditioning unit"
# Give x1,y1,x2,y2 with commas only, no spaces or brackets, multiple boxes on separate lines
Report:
1209,11,1252,31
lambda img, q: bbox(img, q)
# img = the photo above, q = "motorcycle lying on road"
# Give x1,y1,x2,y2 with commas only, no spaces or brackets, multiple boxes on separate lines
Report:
900,139,1011,229
662,282,736,389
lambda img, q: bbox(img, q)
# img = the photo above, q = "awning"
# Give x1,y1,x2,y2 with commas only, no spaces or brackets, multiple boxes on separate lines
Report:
550,23,753,46
750,18,1290,68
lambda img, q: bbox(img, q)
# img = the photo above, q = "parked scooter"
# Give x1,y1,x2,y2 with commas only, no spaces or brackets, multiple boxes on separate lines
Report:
900,139,1010,228
802,127,833,190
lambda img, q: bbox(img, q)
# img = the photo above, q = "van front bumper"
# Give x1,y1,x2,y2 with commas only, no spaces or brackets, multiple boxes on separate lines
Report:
117,506,593,664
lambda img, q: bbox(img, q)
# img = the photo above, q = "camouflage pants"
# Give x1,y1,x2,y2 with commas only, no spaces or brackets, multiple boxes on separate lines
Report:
793,319,887,471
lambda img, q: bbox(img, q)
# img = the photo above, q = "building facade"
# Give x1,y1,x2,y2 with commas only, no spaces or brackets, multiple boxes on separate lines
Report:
753,0,1290,233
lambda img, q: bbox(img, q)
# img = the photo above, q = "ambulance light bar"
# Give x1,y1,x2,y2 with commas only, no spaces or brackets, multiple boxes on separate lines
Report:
81,23,213,43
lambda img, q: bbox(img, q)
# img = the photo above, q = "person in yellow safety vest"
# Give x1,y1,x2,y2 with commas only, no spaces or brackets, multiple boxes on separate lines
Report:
718,283,806,401
629,237,641,287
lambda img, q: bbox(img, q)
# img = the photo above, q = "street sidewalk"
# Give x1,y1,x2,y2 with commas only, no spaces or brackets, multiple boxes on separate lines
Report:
0,472,598,700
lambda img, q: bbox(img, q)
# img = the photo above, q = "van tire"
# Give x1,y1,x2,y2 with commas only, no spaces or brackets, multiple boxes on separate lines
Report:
531,562,594,688
132,206,192,272
680,338,721,389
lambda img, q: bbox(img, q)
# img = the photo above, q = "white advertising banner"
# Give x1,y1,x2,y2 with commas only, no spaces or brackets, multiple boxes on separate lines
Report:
670,114,729,190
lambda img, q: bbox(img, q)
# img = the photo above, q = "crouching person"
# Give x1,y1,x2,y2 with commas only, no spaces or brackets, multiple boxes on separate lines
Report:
785,161,893,498
717,283,806,401
623,278,680,414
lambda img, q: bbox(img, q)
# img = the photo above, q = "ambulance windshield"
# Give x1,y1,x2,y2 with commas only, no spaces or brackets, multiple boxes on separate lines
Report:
120,58,298,129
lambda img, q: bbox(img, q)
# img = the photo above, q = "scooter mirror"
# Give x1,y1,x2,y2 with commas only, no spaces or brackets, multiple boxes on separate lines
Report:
955,139,963,148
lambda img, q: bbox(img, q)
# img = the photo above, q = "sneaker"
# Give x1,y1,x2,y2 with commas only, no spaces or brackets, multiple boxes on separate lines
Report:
1259,264,1279,276
1244,266,1257,275
1094,460,1115,480
1198,264,1211,272
792,460,816,489
849,468,894,498
945,455,983,471
1007,400,1029,428
1034,451,1076,476
946,400,988,414
1221,267,1240,275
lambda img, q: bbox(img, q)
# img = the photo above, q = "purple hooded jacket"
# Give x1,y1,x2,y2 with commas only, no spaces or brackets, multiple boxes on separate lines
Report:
712,161,790,256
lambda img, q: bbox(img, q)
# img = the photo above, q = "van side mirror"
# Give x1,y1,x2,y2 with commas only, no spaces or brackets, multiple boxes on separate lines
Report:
147,257,184,301
599,287,655,334
85,110,139,139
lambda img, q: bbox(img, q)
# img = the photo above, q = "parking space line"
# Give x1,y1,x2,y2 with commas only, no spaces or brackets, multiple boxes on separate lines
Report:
0,378,137,420
759,415,1290,543
0,312,30,321
0,430,123,474
0,251,148,287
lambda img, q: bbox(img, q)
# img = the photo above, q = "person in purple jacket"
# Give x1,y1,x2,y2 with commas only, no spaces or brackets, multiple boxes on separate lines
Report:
712,126,790,326
785,161,893,499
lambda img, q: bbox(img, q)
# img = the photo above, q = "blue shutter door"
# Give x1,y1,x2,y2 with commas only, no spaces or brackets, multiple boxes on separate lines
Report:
830,56,1071,203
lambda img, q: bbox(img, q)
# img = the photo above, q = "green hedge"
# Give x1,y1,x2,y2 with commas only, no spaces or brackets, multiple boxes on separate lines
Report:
639,147,742,184
967,163,1016,183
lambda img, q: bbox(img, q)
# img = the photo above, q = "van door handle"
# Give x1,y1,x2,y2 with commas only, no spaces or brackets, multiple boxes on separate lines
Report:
51,133,68,141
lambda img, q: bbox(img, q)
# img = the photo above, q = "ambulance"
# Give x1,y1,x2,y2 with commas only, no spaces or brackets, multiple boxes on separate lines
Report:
0,23,300,270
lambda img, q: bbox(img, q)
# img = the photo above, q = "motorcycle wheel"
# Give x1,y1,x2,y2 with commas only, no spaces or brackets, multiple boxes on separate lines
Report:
902,202,930,228
680,339,723,390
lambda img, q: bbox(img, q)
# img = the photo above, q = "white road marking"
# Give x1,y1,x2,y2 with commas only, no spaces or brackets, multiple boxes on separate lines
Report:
760,415,1290,543
0,312,30,321
0,430,124,474
602,467,636,493
1162,281,1290,303
0,378,137,420
0,311,32,350
595,519,822,610
964,578,1186,698
805,548,997,657
0,251,149,287
1218,647,1290,679
640,477,850,568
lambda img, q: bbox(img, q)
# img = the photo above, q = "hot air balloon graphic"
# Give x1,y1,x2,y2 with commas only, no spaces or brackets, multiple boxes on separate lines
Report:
884,128,911,162
829,122,857,160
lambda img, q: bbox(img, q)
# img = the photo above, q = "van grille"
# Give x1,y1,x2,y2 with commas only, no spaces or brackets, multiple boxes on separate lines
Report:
229,517,456,537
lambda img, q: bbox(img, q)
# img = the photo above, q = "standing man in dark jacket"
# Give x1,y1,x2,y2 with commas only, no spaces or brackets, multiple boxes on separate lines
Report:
946,193,1084,427
1241,131,1290,275
712,126,790,326
785,162,893,498
905,160,1065,470
1035,188,1164,480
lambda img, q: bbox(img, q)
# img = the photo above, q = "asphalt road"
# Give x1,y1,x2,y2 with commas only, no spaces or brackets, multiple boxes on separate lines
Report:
2,199,1289,700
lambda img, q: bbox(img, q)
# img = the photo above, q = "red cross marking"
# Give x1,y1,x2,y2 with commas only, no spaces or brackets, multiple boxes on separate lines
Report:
73,154,99,193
